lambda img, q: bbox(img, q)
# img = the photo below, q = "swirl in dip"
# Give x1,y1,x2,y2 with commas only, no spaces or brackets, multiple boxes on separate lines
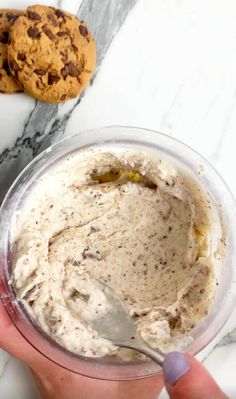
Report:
12,149,221,358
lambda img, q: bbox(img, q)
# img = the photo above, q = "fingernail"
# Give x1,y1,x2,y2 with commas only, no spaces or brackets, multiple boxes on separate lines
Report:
163,352,190,386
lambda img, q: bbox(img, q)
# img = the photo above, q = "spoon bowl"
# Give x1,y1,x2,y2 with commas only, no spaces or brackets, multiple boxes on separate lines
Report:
89,281,165,366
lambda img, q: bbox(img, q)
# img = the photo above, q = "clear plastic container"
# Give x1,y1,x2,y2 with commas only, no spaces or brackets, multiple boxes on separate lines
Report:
0,126,236,398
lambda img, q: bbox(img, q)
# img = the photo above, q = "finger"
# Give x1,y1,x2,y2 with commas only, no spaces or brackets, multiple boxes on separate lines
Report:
163,352,228,399
0,266,39,365
0,298,45,367
0,297,30,355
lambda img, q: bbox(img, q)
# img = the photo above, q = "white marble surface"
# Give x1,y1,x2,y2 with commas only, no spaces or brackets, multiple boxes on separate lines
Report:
1,0,236,398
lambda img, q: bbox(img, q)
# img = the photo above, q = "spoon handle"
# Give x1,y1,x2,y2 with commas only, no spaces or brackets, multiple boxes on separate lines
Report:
115,337,165,366
135,341,165,366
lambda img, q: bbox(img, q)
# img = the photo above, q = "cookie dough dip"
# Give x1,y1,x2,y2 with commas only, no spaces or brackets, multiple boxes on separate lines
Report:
12,146,222,359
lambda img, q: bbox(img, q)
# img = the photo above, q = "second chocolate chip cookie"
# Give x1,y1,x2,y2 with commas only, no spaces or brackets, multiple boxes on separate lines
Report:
0,9,23,93
8,5,96,103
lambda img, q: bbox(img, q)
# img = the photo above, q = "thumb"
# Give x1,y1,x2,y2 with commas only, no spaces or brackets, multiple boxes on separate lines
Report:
163,352,228,399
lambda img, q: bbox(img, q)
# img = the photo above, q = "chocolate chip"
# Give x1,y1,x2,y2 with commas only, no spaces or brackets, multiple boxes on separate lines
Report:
48,73,60,85
145,179,157,190
60,51,68,63
42,24,54,40
23,283,42,300
17,53,26,61
57,31,67,37
9,60,20,74
88,226,99,235
47,13,59,27
72,291,89,302
82,248,102,260
27,10,40,20
27,26,40,38
72,44,78,52
60,94,66,101
0,72,2,81
0,31,9,44
72,260,80,266
79,25,88,37
6,13,18,23
23,286,35,300
80,55,85,69
3,60,11,75
61,64,69,79
67,62,78,77
34,69,46,76
61,62,78,79
55,9,66,19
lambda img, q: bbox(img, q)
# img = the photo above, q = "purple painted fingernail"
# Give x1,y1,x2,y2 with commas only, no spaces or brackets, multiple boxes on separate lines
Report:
163,352,190,386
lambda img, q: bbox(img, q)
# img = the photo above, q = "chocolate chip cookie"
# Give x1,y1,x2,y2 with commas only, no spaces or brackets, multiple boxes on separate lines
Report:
0,9,23,93
8,5,96,103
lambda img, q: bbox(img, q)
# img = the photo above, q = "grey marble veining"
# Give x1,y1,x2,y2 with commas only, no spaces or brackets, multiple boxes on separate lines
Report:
78,0,138,68
0,102,57,200
217,328,236,347
0,0,138,203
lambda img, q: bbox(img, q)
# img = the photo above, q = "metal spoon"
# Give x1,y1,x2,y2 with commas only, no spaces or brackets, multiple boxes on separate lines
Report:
89,281,165,366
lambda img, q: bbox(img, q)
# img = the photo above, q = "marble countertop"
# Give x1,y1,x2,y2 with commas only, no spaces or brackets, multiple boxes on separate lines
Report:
1,0,236,398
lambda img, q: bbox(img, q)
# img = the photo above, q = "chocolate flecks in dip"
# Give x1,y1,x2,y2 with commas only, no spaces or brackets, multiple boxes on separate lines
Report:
12,150,221,358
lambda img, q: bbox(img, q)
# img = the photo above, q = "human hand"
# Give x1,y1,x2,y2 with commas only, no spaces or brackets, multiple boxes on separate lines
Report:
0,296,228,399
163,351,229,399
0,298,163,399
